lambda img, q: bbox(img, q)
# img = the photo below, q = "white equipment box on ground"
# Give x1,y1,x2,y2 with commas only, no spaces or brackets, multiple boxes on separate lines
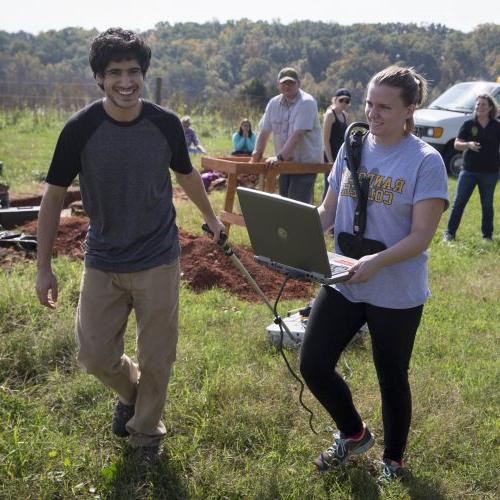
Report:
266,312,307,348
267,314,369,350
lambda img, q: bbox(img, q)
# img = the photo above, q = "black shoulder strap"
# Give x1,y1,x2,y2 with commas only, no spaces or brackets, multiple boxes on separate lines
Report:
343,122,370,236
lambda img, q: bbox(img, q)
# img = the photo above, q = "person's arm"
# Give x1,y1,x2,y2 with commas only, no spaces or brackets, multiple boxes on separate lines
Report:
36,184,68,308
454,121,479,152
232,133,244,152
190,129,200,146
266,130,306,165
323,110,335,163
318,186,339,232
251,106,272,162
347,198,445,283
191,130,207,153
243,137,253,152
250,130,271,162
248,133,256,152
280,130,306,159
454,137,480,152
175,169,224,241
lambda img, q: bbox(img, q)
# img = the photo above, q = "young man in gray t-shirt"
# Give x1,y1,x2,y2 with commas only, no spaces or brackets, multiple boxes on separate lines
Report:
35,28,224,461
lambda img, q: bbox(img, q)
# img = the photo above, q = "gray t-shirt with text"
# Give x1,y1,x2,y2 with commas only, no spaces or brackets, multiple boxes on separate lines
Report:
329,133,449,309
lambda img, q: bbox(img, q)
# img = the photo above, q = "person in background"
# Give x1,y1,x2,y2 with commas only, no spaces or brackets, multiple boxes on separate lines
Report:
35,28,224,463
231,118,256,156
443,93,500,242
322,88,351,199
250,67,323,204
299,66,448,484
181,115,207,154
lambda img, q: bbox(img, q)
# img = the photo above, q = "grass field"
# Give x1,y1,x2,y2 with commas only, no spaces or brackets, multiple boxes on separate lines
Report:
0,108,499,499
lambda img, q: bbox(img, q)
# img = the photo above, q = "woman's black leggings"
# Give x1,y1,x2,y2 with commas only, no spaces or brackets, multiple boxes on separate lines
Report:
299,286,423,462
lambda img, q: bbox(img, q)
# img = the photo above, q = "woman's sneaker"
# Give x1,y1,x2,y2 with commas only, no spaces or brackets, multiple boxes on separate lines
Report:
314,423,375,471
376,458,407,485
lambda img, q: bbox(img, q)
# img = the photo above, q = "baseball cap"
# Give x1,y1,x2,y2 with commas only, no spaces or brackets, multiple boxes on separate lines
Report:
278,67,300,83
335,88,351,99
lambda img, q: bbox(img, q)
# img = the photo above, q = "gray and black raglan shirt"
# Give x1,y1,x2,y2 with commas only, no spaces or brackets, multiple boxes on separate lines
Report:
46,100,193,273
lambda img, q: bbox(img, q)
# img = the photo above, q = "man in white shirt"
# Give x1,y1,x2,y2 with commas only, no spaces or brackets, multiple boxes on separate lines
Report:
251,67,323,203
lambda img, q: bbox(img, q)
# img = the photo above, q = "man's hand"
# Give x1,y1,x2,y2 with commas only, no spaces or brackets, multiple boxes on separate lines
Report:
36,268,58,309
468,141,481,152
250,152,262,164
205,217,226,244
35,183,67,309
265,155,281,166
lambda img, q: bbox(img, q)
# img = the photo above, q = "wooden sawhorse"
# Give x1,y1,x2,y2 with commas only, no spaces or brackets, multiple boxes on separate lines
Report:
201,156,331,234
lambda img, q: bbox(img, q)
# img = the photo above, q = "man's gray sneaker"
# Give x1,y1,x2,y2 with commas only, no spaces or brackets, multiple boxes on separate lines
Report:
112,400,135,437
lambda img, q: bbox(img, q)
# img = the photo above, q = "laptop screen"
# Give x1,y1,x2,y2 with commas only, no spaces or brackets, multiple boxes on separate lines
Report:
237,187,332,276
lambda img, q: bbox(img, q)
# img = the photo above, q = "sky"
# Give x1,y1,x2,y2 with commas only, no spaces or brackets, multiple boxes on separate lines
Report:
2,0,499,34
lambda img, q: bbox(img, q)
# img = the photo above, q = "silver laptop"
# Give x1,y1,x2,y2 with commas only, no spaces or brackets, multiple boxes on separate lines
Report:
237,187,357,285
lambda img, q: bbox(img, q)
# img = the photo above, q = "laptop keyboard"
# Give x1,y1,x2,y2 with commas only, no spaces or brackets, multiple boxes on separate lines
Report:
330,263,348,275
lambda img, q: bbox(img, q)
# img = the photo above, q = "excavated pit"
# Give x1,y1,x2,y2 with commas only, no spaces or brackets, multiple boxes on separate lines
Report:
3,212,314,303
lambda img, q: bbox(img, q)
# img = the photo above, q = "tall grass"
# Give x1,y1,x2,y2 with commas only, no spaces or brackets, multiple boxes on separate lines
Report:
0,108,499,498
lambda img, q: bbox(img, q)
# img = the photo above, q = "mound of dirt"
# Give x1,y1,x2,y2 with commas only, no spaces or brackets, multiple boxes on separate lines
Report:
0,245,36,266
8,186,192,210
7,216,314,303
178,230,314,301
9,186,81,208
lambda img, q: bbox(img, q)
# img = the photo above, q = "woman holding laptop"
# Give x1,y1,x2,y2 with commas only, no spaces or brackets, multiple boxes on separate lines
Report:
299,66,449,483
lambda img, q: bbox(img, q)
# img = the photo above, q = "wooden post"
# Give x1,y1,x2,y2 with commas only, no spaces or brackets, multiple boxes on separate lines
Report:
155,77,162,105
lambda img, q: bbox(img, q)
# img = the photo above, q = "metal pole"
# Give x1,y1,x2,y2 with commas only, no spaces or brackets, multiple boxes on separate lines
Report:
202,224,298,344
155,77,162,105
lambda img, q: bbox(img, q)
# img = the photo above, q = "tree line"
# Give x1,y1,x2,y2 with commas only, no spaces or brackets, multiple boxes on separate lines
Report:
0,21,498,118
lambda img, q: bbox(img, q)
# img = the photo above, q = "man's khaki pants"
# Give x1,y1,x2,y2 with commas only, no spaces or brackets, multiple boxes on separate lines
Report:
76,259,180,447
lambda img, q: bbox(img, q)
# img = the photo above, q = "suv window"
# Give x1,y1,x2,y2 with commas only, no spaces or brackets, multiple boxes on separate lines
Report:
493,90,500,111
429,82,499,113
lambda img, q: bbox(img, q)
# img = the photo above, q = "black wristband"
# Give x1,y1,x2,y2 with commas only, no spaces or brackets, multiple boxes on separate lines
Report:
277,153,284,161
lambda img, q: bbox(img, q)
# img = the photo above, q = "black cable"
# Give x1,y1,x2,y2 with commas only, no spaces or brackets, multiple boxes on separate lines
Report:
201,224,319,434
272,276,318,435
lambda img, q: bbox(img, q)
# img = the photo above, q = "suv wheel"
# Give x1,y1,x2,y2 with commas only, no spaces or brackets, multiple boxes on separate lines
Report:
444,149,463,178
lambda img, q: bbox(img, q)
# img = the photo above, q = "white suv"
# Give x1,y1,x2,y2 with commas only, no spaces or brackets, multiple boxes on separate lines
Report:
414,81,500,176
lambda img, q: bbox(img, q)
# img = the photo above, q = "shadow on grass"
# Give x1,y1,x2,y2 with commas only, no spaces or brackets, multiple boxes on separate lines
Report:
402,471,447,500
320,465,447,500
107,447,188,499
321,467,381,499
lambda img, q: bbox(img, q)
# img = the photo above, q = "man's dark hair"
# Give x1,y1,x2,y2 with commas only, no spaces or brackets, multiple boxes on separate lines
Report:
89,28,151,84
